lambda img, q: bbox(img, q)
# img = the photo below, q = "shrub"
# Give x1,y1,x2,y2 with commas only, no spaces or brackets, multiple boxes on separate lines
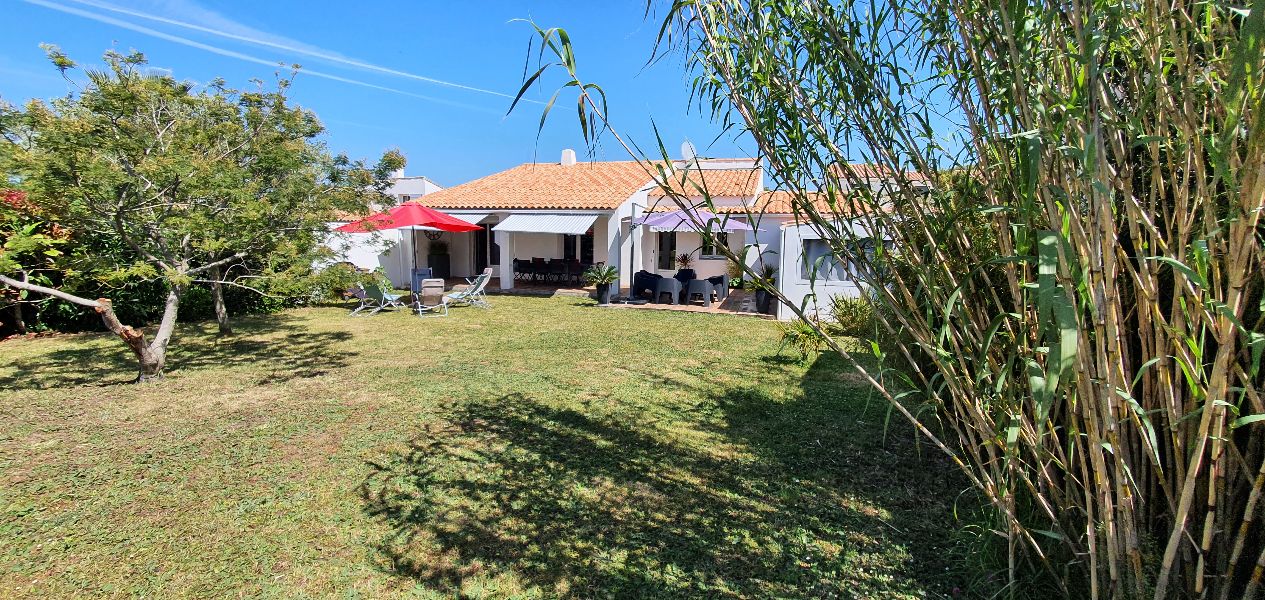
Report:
824,296,876,339
777,317,827,362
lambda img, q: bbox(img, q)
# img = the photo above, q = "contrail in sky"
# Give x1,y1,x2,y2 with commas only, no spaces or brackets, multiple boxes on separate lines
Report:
22,0,505,113
59,0,538,103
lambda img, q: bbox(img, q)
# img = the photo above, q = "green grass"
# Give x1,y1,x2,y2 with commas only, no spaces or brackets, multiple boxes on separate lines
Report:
0,296,977,598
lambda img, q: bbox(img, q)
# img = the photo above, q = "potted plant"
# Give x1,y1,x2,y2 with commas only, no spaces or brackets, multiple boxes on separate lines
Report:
753,264,778,314
427,239,450,279
584,264,619,305
674,252,696,281
726,260,745,289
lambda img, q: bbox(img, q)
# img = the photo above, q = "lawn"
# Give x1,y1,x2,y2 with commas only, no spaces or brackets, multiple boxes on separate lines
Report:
0,295,977,598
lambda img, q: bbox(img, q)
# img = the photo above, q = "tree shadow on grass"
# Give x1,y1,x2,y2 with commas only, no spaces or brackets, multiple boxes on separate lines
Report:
0,313,355,390
360,381,963,598
717,351,976,595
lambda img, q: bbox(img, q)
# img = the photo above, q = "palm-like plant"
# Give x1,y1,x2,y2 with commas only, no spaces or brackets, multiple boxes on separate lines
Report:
582,264,618,286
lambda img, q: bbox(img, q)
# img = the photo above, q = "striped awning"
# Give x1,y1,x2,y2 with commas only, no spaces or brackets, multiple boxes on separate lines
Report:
492,214,599,235
444,212,493,224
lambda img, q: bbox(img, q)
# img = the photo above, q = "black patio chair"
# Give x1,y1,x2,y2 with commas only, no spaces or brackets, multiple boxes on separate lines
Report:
547,259,566,283
633,270,661,299
653,277,682,305
707,274,729,301
684,278,715,308
531,257,547,282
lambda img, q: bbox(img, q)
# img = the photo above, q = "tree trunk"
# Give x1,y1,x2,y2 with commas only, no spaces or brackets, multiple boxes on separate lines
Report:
92,297,167,382
9,301,26,335
1,274,183,383
210,265,231,335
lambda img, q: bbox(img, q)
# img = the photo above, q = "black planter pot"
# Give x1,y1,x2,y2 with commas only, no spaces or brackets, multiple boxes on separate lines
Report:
427,254,450,279
755,289,773,314
595,283,614,305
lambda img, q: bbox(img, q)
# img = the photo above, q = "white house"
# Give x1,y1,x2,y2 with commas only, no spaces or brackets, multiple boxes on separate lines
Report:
776,218,868,321
325,168,444,286
330,147,924,320
386,169,443,202
411,149,766,291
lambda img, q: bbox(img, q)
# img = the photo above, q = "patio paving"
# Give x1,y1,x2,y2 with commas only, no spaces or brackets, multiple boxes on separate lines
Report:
440,276,771,317
605,288,771,318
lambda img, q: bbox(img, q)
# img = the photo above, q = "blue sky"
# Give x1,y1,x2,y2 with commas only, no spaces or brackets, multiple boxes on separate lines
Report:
2,0,750,186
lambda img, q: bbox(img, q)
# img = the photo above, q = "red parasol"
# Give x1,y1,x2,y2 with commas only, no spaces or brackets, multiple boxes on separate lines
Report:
334,202,481,233
334,203,483,292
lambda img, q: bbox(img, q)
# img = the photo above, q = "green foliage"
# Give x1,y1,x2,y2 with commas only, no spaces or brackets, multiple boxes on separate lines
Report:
582,263,619,285
304,263,376,302
725,259,744,287
823,296,876,340
777,317,827,362
0,48,398,340
752,263,777,290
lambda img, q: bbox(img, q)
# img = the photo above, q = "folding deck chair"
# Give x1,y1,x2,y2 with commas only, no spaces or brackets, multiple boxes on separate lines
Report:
349,282,406,316
444,268,493,309
415,278,448,317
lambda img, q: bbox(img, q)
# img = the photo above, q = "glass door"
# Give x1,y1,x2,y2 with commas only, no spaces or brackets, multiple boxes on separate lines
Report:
657,231,676,271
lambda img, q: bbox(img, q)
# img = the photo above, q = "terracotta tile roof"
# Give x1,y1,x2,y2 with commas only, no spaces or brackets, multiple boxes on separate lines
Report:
648,191,866,216
420,161,655,210
649,167,761,198
828,163,931,182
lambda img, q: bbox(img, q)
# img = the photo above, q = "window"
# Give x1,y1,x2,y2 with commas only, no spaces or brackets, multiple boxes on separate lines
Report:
657,232,676,270
801,239,847,280
700,232,729,258
562,232,594,262
398,194,412,203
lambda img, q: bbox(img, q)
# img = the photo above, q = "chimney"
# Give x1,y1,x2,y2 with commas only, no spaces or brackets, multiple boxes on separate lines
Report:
681,140,697,161
561,148,577,166
390,167,406,180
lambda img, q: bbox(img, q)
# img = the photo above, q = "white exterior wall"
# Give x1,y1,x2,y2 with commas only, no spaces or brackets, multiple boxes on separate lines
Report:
324,227,413,287
776,221,866,321
323,170,443,287
386,171,442,202
748,213,788,274
610,188,651,289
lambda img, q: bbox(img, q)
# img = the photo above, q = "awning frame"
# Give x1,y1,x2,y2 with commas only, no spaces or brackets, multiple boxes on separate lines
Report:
491,213,601,236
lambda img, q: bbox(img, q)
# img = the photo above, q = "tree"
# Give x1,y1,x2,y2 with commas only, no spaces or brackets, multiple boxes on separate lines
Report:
514,1,1264,597
0,189,65,334
0,48,400,381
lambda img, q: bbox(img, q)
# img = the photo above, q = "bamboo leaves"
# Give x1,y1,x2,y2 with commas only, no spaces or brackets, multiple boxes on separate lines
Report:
1027,230,1078,437
511,0,1265,596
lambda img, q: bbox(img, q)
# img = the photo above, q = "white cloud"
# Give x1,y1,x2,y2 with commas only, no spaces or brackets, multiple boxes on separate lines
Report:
22,0,503,113
59,0,536,102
